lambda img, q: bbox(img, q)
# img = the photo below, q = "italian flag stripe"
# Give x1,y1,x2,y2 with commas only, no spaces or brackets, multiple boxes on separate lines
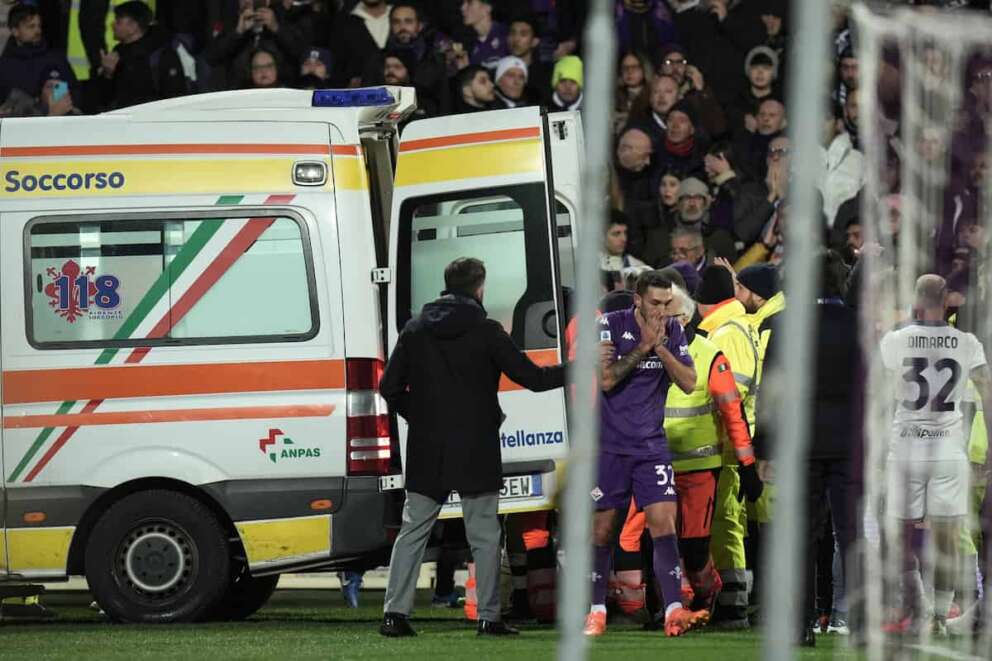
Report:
7,194,246,483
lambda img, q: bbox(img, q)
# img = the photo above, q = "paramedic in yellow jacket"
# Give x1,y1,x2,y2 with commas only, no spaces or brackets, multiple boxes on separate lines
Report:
736,263,784,527
693,265,763,627
664,283,763,616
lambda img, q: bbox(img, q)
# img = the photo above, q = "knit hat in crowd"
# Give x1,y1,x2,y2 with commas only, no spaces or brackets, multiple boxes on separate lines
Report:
737,263,781,301
695,265,735,305
661,261,699,296
552,55,584,90
667,99,697,128
495,56,528,84
745,45,780,79
679,176,710,200
304,47,334,75
384,48,418,79
664,260,702,296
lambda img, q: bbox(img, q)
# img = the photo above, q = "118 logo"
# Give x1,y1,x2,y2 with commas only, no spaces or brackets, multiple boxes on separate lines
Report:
44,259,121,323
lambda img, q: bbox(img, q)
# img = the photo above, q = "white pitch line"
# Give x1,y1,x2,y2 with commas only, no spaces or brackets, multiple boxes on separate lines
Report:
905,643,985,661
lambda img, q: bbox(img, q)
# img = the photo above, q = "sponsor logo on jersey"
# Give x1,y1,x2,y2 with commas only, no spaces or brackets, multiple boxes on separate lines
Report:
258,428,321,463
622,331,635,341
501,429,565,448
899,425,951,439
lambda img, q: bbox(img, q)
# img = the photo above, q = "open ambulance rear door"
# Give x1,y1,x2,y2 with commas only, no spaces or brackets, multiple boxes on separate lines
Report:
386,107,580,516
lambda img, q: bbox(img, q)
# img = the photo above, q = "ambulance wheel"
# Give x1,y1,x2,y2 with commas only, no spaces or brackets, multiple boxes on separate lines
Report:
210,564,279,621
84,490,230,623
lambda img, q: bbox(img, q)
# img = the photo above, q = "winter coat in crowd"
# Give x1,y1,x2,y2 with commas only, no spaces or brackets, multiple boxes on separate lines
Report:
0,36,75,98
819,131,864,230
206,7,305,89
362,30,452,116
671,1,767,110
755,293,862,461
96,24,171,110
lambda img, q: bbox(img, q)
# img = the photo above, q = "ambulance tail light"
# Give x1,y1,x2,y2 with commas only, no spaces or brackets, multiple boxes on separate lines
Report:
345,358,391,476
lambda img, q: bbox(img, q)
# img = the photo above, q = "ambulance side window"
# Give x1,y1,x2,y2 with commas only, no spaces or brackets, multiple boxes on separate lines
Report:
397,183,558,350
555,199,575,294
25,214,317,348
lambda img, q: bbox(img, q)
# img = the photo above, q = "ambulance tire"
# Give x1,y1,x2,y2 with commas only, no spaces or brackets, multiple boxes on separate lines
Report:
84,489,230,623
209,566,279,621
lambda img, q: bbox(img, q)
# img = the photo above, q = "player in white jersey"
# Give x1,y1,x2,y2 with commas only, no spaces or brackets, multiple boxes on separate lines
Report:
879,275,992,632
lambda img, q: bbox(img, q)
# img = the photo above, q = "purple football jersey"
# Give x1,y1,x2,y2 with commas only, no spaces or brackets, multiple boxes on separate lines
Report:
469,22,509,70
598,308,692,458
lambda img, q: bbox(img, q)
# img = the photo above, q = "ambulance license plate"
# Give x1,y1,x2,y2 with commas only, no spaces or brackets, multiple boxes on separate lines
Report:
446,474,542,504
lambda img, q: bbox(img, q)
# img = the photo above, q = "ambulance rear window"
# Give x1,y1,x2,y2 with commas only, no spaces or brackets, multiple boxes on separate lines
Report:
397,184,562,351
24,213,318,348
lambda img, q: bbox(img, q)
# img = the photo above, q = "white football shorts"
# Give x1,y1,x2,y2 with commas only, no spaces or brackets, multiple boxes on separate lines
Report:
884,457,970,520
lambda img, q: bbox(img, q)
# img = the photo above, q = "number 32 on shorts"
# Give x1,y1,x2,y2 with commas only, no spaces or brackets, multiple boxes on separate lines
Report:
654,464,674,486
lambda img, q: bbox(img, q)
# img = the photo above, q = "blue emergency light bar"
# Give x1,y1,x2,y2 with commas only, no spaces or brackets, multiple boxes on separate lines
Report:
312,88,395,107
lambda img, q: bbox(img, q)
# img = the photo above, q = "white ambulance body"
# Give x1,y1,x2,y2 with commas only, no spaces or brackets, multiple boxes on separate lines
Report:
0,87,581,622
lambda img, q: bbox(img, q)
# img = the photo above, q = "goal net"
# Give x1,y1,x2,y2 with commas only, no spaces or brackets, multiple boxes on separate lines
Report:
852,2,992,657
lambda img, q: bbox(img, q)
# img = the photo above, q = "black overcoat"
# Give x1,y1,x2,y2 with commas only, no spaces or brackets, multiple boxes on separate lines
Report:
380,294,565,500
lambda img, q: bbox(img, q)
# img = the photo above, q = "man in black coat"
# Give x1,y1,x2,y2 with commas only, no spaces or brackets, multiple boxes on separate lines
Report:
0,3,76,100
379,257,565,638
93,1,169,109
753,249,862,646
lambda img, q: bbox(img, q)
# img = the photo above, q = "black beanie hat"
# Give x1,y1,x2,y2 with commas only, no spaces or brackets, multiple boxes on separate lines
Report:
384,48,418,80
667,99,697,128
737,263,781,301
695,266,735,304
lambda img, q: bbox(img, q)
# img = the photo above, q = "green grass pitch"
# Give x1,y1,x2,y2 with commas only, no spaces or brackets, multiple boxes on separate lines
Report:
0,589,865,660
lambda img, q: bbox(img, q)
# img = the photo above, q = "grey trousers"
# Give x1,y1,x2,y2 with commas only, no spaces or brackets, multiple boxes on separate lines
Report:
383,490,501,621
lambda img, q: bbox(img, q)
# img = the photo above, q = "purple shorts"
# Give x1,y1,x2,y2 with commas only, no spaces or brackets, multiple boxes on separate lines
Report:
591,451,677,511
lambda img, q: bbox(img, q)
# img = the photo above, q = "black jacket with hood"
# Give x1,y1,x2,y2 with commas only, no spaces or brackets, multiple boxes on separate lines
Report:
380,293,565,500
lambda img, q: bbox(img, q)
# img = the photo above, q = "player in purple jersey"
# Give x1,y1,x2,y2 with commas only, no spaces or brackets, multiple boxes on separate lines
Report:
584,271,708,638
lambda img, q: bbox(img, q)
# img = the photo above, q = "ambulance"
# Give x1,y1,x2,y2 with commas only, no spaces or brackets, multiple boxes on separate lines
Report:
0,87,581,622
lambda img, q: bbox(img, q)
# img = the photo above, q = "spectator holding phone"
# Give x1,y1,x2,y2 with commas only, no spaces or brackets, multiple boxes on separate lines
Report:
40,72,81,117
207,0,305,90
0,3,76,100
659,44,728,139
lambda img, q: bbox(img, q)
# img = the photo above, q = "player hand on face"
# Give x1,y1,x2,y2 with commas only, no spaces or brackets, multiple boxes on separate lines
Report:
636,306,666,353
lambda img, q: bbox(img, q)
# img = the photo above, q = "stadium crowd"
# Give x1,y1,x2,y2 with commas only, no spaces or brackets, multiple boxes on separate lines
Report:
2,0,992,649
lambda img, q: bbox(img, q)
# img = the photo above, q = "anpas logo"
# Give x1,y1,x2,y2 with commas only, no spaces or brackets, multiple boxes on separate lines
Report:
5,169,125,193
258,428,321,463
501,429,564,449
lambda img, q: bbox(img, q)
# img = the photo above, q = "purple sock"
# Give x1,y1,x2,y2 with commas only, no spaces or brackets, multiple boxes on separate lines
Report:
591,545,612,606
652,534,683,613
907,524,926,564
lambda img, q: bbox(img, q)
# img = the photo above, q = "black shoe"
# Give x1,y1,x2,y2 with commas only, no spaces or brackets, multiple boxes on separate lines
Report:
642,611,664,631
800,625,816,647
380,612,416,637
477,620,520,636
